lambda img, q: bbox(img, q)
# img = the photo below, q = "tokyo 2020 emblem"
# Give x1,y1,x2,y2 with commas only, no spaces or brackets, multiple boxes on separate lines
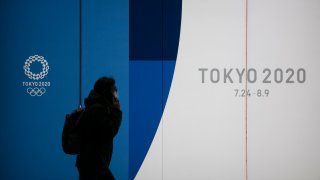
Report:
22,55,51,96
23,55,49,80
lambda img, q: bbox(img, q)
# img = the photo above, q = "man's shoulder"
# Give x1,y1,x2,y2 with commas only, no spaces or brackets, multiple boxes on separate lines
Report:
89,103,105,109
85,103,108,116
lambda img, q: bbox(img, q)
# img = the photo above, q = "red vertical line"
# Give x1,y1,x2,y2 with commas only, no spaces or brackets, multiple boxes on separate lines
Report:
245,0,248,179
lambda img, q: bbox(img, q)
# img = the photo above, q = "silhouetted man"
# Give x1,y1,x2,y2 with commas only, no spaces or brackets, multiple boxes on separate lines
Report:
76,77,122,180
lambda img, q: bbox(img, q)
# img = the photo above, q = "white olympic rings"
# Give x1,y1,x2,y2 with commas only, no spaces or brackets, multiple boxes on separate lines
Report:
27,87,46,96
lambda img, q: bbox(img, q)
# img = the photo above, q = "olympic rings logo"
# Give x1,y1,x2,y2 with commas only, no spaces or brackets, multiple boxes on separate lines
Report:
27,87,46,96
23,55,49,80
22,55,50,97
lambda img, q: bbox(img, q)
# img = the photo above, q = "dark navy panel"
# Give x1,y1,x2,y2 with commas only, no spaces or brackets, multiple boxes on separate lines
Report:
163,0,182,60
130,0,162,60
129,0,182,60
129,61,163,179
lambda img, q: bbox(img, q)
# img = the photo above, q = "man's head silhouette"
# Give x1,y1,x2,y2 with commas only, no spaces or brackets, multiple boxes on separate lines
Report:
93,76,120,109
94,76,116,96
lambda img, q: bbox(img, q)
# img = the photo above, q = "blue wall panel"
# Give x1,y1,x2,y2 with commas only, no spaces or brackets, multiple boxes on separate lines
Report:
129,0,181,178
0,0,128,179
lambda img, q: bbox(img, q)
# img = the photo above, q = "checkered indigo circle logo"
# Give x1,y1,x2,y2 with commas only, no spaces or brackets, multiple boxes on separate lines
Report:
23,55,49,80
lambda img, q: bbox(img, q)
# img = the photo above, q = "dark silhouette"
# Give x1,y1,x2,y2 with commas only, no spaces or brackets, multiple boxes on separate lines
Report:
76,77,122,180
